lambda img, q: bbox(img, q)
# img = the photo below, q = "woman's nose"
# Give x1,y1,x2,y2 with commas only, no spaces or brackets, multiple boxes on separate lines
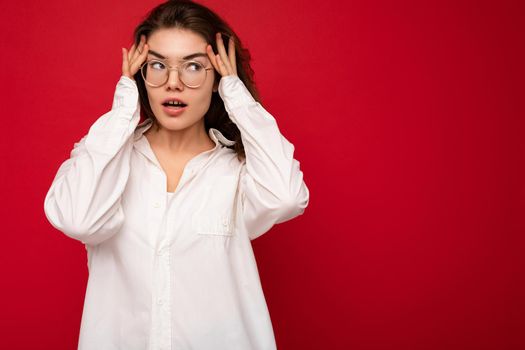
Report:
166,69,184,90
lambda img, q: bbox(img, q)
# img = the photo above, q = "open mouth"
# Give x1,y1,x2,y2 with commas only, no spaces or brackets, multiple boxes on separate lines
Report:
162,101,188,109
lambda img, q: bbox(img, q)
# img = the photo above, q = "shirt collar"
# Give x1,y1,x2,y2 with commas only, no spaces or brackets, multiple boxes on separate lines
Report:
132,118,236,169
134,118,235,145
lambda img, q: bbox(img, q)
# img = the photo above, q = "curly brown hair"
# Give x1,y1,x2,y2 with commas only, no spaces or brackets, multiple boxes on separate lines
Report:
131,0,261,161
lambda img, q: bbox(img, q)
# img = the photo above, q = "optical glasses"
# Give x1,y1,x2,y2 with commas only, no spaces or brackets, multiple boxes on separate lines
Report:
140,59,214,88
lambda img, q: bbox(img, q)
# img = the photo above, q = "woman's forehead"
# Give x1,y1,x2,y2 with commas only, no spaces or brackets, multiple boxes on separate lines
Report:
147,28,208,63
147,49,206,60
148,28,206,50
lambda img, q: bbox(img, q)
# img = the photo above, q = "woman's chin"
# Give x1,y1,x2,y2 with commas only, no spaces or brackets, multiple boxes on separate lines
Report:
155,117,204,132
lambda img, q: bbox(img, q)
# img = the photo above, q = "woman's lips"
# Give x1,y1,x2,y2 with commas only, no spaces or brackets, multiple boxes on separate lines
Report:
162,105,187,117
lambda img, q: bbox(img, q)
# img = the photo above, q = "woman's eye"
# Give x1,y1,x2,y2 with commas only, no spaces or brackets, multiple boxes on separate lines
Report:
187,62,202,71
150,61,165,70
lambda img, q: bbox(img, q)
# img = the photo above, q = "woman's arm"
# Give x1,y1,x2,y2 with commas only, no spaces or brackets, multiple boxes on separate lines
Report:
218,75,310,240
208,33,309,239
44,38,148,245
43,76,140,245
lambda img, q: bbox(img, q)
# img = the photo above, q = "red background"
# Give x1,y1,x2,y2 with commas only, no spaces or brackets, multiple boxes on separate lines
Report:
1,0,524,349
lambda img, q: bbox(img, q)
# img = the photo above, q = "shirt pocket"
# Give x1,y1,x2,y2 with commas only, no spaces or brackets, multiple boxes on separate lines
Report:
191,213,234,237
190,175,239,238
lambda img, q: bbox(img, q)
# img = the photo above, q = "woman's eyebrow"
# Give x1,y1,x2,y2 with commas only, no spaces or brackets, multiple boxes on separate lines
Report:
148,49,208,60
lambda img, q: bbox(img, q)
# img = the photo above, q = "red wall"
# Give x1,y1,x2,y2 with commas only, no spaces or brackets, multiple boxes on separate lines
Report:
1,0,523,348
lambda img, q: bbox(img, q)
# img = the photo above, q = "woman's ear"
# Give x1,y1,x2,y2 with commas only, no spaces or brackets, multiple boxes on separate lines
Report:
213,81,218,92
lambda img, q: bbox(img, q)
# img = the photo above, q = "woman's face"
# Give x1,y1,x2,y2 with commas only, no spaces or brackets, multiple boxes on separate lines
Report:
144,28,217,132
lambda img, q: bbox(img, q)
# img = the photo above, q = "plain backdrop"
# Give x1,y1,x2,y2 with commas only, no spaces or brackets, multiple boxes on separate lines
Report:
1,0,524,349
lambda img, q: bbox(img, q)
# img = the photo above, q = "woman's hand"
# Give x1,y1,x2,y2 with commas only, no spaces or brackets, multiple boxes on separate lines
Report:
121,35,149,81
206,32,237,77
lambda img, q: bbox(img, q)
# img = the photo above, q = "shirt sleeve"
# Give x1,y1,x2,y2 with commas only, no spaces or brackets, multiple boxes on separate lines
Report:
218,75,310,240
43,76,140,245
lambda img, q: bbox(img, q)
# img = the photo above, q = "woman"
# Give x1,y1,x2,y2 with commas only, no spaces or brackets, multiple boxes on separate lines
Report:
44,0,309,349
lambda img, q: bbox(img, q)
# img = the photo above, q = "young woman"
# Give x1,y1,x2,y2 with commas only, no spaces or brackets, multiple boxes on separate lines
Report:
44,0,309,349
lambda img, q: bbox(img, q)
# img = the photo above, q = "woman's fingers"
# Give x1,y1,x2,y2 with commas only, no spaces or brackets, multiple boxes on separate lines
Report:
216,54,226,76
228,36,237,75
216,32,234,75
128,43,136,62
131,43,148,74
122,35,149,80
208,32,237,77
131,35,146,63
122,48,130,78
206,44,219,73
207,44,226,76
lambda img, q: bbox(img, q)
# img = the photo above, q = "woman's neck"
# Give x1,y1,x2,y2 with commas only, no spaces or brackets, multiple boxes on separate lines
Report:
144,121,216,155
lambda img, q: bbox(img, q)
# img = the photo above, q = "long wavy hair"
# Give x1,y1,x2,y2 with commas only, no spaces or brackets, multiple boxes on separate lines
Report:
131,0,260,161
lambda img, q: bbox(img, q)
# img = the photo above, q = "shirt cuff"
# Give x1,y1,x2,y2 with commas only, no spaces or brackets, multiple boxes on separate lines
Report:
112,75,139,111
218,75,257,113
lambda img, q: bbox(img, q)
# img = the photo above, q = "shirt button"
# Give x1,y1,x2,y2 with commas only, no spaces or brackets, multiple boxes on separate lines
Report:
156,249,165,256
157,299,164,305
153,202,160,208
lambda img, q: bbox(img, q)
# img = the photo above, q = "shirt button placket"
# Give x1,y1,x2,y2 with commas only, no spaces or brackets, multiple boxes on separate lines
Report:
154,246,171,349
162,260,171,349
149,174,171,349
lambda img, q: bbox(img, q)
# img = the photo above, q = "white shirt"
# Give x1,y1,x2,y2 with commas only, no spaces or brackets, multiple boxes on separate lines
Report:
43,74,310,350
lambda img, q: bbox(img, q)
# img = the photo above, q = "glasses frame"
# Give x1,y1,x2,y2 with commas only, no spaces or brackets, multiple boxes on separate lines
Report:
139,59,214,88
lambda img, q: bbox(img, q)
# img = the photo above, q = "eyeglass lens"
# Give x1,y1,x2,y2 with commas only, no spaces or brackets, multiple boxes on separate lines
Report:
142,60,206,87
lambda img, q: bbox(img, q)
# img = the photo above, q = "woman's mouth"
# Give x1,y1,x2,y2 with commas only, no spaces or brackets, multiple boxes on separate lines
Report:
162,105,187,117
161,103,188,117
